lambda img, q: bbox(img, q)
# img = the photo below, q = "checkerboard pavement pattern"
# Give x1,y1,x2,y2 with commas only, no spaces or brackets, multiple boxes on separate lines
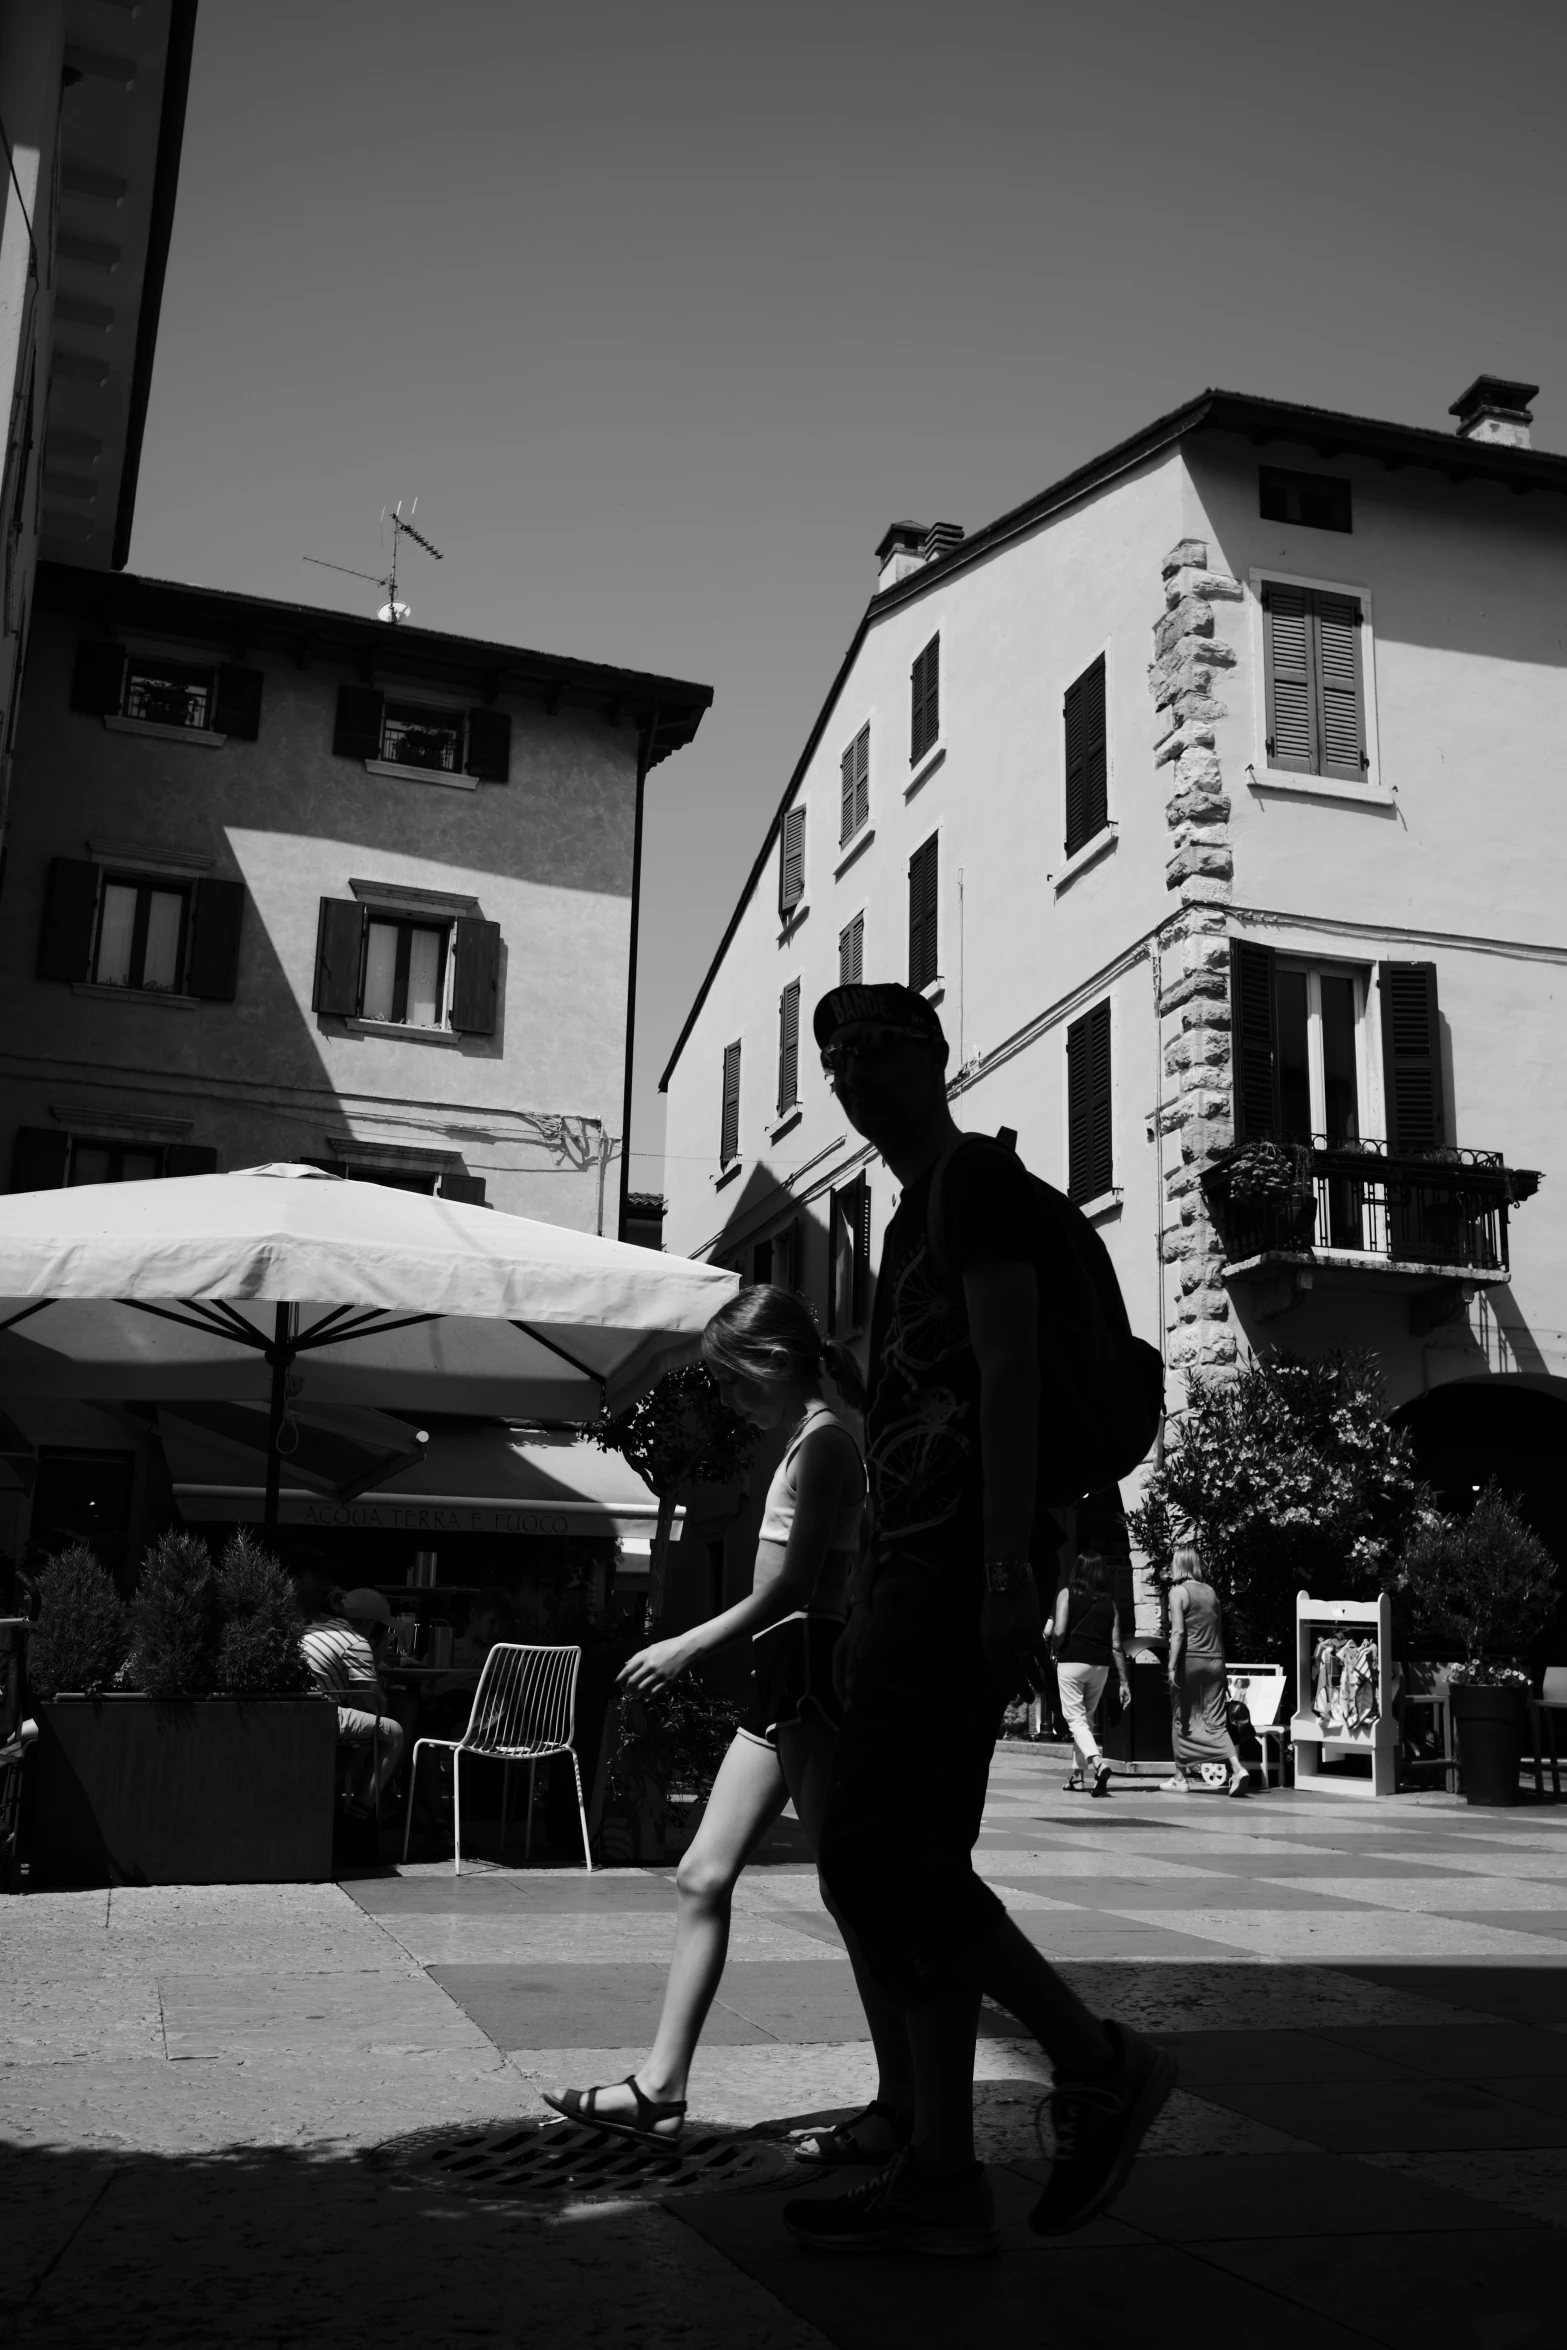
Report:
5,1743,1567,2347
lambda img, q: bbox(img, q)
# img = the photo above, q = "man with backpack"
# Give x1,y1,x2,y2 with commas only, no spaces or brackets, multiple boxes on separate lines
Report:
783,981,1174,2258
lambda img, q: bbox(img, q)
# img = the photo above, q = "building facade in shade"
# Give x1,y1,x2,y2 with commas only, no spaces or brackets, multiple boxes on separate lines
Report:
1,563,712,1224
660,380,1564,1631
0,0,198,854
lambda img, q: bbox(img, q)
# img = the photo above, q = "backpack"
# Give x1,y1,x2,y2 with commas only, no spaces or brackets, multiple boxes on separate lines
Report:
926,1129,1164,1507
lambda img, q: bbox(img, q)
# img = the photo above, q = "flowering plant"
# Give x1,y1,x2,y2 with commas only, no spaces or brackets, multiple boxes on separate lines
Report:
1447,1659,1528,1689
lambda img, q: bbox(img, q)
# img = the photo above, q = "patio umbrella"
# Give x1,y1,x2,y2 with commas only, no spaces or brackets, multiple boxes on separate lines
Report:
0,1165,736,1532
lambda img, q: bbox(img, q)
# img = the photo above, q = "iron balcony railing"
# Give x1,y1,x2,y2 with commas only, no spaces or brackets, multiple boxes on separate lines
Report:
1201,1137,1541,1274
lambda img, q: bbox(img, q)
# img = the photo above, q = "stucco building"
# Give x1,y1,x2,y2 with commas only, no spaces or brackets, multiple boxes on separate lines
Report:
660,380,1564,1622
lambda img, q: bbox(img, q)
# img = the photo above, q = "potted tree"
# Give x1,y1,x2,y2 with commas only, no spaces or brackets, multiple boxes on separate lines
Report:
1397,1483,1559,1806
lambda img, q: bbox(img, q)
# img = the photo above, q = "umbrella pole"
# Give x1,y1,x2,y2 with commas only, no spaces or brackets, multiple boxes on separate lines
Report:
263,1302,290,1540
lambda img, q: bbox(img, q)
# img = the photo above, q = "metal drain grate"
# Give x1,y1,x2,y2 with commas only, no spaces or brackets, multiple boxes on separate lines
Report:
407,2119,794,2205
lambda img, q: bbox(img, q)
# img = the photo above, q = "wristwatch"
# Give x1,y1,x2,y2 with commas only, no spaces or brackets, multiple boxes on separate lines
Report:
984,1556,1033,1594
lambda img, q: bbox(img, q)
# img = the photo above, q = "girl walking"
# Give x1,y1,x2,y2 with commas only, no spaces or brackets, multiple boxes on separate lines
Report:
548,1286,914,2159
1165,1541,1250,1798
1052,1553,1131,1796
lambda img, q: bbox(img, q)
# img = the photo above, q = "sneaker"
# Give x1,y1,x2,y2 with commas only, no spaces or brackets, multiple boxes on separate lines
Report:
1159,1774,1192,1793
1091,1761,1112,1799
1030,2021,1178,2236
784,2147,1000,2258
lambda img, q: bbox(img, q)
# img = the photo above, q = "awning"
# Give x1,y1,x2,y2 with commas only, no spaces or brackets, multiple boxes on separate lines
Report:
163,1414,680,1544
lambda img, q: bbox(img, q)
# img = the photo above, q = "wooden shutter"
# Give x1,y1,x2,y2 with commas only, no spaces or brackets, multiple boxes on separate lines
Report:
438,1170,488,1204
1229,938,1281,1141
1378,961,1445,1151
910,634,940,764
451,917,502,1034
1263,584,1316,772
37,857,100,982
839,911,863,987
838,727,870,845
185,878,245,1001
10,1127,69,1191
908,834,938,989
829,1175,871,1333
213,663,264,740
1315,595,1366,779
720,1041,741,1165
1063,657,1107,856
69,640,125,716
777,980,800,1115
312,898,365,1015
332,685,384,760
464,706,512,782
840,740,857,845
164,1144,218,1178
779,804,806,918
1066,1001,1113,1203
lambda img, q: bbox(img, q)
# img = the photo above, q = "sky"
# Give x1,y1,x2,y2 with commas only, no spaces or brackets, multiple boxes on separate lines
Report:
130,0,1567,1195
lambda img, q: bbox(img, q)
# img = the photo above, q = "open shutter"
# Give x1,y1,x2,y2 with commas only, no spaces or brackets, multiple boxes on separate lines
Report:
464,706,512,782
185,878,245,1001
720,1041,741,1165
1378,961,1445,1151
1314,594,1365,779
908,835,938,990
10,1127,69,1191
1066,1001,1113,1203
313,898,365,1016
164,1144,218,1178
69,640,125,716
1063,669,1087,854
1083,657,1107,842
910,634,940,764
438,1170,488,1205
332,685,384,760
829,1176,870,1334
1262,584,1316,771
779,804,806,919
451,917,502,1034
839,912,864,987
777,980,800,1115
1229,938,1281,1141
840,741,857,845
213,664,264,741
853,725,870,832
37,857,100,982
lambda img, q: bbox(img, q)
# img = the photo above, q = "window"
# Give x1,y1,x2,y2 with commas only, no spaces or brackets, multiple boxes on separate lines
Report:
720,1040,742,1166
1063,656,1108,857
94,876,188,992
750,1236,773,1286
839,911,864,987
777,980,801,1115
312,898,501,1034
779,804,806,920
1066,1000,1112,1204
840,723,870,844
828,1174,871,1335
8,1129,216,1191
1259,468,1352,533
908,833,938,991
330,686,512,781
125,656,213,731
1230,940,1442,1152
70,1142,162,1185
1262,583,1366,781
910,634,940,765
69,640,265,739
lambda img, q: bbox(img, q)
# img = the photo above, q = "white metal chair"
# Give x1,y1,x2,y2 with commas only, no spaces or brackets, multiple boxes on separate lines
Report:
1226,1665,1289,1789
402,1642,591,1874
1529,1666,1567,1799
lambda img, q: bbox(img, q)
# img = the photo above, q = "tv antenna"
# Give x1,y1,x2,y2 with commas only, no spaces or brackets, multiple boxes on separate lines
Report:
302,501,443,624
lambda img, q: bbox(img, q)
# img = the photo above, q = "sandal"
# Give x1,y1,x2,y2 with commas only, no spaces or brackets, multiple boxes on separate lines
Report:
789,2100,911,2167
542,2074,687,2146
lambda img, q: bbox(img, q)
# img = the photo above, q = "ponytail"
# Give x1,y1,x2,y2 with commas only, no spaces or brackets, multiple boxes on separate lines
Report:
701,1283,865,1412
818,1337,866,1412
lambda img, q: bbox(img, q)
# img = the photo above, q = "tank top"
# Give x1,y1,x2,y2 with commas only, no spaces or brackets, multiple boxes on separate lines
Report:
1176,1579,1225,1662
752,1400,864,1621
1059,1586,1118,1668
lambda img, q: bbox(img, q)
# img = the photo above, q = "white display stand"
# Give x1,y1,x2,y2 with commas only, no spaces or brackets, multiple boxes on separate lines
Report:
1291,1590,1397,1799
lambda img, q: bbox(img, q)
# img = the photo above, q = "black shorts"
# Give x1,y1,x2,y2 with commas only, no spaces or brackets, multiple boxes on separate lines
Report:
737,1614,845,1752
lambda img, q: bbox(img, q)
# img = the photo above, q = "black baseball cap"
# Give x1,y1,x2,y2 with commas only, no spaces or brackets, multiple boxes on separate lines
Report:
812,981,948,1052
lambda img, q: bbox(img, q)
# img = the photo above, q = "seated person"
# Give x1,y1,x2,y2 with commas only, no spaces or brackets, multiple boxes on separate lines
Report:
296,1571,404,1811
452,1586,518,1669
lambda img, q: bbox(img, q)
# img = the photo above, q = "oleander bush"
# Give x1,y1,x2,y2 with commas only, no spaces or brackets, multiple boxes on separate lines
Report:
26,1545,127,1698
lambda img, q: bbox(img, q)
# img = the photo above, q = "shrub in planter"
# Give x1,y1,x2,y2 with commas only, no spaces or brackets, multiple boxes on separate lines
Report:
215,1532,310,1696
26,1545,127,1698
127,1530,221,1699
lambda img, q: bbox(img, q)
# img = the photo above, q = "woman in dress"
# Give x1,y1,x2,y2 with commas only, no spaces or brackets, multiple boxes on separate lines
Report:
1166,1540,1250,1798
1051,1552,1132,1797
547,1285,913,2158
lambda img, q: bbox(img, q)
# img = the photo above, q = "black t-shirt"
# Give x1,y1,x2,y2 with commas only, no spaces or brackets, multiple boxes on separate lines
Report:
864,1144,1042,1581
1059,1587,1118,1667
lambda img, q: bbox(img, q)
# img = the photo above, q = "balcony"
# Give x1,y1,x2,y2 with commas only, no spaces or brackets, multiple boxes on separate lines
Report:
1200,1138,1542,1330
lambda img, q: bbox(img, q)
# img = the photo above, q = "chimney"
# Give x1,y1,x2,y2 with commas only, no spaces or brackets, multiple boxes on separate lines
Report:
1449,375,1539,449
876,521,928,591
922,520,964,564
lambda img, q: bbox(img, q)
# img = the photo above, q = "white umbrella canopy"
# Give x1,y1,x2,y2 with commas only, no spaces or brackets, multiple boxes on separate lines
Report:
0,1166,737,1522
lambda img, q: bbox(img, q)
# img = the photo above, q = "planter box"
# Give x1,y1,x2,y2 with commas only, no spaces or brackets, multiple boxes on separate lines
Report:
1451,1682,1527,1809
30,1696,337,1886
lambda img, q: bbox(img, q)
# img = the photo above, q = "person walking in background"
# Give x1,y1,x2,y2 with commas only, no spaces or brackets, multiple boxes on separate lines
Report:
1052,1552,1131,1796
547,1286,915,2160
1165,1540,1249,1798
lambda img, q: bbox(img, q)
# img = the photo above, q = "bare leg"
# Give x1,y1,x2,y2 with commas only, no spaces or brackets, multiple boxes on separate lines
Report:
574,1733,788,2126
781,1717,916,2148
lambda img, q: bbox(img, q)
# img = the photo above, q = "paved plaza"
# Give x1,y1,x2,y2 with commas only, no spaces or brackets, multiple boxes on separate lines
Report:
4,1744,1567,2347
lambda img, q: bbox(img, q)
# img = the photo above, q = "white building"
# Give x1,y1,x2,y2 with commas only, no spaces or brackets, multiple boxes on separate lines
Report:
660,380,1565,1619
